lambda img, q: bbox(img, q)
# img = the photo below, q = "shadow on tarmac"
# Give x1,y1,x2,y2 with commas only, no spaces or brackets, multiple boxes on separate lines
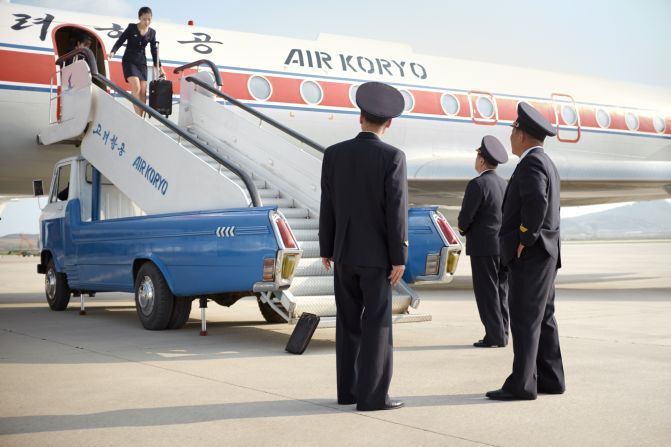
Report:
0,394,490,435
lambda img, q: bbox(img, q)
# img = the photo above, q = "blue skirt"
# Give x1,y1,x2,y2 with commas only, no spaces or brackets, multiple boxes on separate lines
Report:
122,59,148,82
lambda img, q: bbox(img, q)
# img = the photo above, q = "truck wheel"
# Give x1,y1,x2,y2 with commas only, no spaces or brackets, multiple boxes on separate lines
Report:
134,263,174,330
167,297,192,329
45,259,71,311
257,296,288,323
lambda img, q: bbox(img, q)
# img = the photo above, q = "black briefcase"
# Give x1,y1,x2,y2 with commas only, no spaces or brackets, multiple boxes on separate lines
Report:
148,41,172,117
285,313,320,355
149,77,172,117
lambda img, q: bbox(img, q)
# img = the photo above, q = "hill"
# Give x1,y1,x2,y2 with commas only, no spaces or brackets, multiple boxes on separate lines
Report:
0,233,39,254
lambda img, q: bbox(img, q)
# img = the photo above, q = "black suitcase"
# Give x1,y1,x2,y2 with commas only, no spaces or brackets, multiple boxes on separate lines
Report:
285,313,320,355
148,42,172,117
149,77,172,117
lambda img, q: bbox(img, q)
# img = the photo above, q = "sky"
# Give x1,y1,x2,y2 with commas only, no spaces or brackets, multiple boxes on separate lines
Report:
0,0,670,235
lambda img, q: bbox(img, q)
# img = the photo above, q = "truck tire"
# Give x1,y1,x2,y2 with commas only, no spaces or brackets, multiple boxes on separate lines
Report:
167,297,192,329
45,259,71,311
134,263,174,330
257,296,288,324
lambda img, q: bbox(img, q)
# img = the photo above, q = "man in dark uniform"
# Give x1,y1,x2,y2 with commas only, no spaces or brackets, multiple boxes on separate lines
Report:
319,81,408,411
487,102,566,401
458,136,509,348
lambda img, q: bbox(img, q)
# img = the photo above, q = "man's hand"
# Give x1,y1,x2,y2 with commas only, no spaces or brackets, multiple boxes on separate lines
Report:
321,257,333,272
516,243,525,258
159,66,166,77
388,265,405,286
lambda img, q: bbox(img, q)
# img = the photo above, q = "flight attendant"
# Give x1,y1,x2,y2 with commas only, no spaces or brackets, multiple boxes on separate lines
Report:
108,6,165,116
487,102,566,400
319,82,408,411
458,135,509,348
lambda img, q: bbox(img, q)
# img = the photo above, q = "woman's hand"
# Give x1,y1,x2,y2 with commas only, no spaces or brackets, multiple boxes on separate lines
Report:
107,52,115,61
159,66,166,77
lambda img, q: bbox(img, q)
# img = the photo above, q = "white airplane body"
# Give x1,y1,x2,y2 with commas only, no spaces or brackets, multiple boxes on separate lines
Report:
1,2,670,212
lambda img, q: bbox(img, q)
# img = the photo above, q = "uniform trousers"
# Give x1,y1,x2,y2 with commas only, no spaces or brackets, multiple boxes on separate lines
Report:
503,245,565,398
334,262,393,410
470,255,509,345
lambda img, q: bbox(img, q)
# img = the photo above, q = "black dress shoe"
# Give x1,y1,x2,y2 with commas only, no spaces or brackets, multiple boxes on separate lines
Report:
486,388,536,401
473,339,505,348
538,387,565,395
357,400,405,411
338,398,356,405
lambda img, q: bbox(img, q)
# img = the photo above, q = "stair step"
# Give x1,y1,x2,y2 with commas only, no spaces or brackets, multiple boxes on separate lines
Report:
259,188,280,198
291,294,412,317
286,218,319,230
279,207,310,219
262,197,295,207
295,258,332,277
290,276,334,296
297,240,319,257
292,229,319,242
231,177,267,189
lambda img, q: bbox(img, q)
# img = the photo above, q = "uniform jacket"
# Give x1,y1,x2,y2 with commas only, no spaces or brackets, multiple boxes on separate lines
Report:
499,147,561,268
319,132,408,268
458,170,507,256
110,23,159,67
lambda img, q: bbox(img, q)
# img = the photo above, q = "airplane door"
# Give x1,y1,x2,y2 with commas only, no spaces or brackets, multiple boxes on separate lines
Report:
552,93,581,143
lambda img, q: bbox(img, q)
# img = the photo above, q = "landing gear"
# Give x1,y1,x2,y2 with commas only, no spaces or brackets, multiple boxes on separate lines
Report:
134,263,174,330
45,259,71,311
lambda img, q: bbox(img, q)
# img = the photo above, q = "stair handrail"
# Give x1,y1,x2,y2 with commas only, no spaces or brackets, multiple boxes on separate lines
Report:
52,49,261,206
55,47,99,74
173,59,222,86
172,61,325,154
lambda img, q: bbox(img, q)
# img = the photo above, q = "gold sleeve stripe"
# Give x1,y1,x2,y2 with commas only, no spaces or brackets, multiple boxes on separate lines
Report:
520,225,528,233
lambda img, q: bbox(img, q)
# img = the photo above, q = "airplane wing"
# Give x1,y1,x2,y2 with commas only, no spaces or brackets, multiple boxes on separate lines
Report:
407,156,671,207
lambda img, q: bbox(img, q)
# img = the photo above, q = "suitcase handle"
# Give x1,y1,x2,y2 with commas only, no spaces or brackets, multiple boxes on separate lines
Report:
153,41,164,80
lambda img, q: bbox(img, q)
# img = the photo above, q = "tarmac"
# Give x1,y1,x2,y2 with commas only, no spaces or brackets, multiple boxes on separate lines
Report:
0,240,670,446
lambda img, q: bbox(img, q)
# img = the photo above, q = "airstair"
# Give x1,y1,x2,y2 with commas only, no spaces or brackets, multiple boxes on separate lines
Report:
39,50,454,326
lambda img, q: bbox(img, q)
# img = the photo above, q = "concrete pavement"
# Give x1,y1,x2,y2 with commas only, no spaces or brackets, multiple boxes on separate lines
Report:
1,241,670,446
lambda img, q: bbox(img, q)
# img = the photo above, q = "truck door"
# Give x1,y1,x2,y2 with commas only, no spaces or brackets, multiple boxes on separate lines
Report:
42,162,72,271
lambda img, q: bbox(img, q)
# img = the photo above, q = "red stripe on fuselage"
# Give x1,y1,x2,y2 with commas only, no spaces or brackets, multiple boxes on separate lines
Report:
0,49,54,85
318,80,353,108
1,49,668,137
408,90,443,115
221,72,253,100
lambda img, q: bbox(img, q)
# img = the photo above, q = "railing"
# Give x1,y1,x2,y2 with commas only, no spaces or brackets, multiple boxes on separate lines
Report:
173,59,222,86
52,49,261,207
173,60,326,154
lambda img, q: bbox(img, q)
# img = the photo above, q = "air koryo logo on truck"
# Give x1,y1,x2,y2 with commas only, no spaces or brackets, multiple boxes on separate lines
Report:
132,156,169,196
284,49,428,80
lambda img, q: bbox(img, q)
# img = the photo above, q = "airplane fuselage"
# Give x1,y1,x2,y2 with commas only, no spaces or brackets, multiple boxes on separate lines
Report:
1,3,670,206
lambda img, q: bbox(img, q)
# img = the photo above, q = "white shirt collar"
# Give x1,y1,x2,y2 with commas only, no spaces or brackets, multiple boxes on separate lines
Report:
477,168,494,177
519,145,542,161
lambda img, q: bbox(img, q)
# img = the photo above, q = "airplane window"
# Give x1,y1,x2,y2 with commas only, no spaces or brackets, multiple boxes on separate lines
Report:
596,109,611,128
441,93,460,115
349,84,360,107
625,111,639,131
476,96,495,119
653,116,666,133
561,105,577,126
301,80,323,105
248,76,272,101
400,90,414,112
